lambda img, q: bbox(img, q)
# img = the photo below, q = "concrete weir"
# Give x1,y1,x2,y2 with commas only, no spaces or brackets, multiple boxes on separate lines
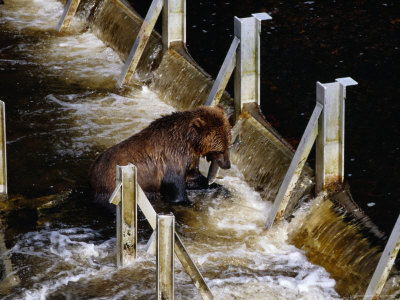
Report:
24,0,396,298
83,0,233,110
82,0,310,203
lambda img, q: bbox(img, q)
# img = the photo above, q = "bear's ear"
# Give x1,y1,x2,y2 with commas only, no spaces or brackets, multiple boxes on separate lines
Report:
190,118,206,129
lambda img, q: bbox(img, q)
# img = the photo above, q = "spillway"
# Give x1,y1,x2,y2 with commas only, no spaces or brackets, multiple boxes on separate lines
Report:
0,0,399,299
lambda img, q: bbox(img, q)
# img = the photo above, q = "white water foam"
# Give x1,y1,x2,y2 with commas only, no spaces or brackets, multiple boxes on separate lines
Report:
177,164,341,299
0,0,64,31
4,227,161,300
4,227,112,299
43,87,175,157
3,174,340,299
39,32,124,89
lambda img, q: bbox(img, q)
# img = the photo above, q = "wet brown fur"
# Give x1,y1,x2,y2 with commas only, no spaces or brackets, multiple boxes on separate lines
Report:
89,105,231,209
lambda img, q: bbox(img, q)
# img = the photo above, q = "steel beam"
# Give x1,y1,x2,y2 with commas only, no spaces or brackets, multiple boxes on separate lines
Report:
205,37,239,106
117,0,164,88
364,214,400,300
174,234,213,300
266,103,322,228
57,0,81,32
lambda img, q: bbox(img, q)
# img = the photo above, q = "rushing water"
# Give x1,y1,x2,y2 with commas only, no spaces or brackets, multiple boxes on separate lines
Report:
0,1,346,299
178,0,400,236
128,2,400,294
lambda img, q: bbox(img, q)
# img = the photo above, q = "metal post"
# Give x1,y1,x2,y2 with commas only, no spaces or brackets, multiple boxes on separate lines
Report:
115,164,137,266
157,214,175,300
316,77,357,193
0,101,6,195
266,103,323,228
0,219,20,291
117,0,164,88
234,13,271,118
363,214,400,300
57,0,81,32
163,0,186,49
137,185,214,300
109,171,211,297
205,37,240,106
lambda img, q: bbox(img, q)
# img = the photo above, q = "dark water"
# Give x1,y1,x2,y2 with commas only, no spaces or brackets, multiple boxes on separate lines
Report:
130,0,400,236
0,26,115,242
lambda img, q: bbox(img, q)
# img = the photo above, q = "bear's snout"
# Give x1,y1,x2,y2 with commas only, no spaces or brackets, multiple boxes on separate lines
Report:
206,150,231,185
218,151,231,169
206,150,231,169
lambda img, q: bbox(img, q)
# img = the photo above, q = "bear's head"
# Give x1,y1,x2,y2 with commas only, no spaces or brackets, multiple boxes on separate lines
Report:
190,105,232,170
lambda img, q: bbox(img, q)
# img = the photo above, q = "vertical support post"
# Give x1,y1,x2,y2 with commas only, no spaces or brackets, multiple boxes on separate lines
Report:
157,214,175,300
266,103,323,228
116,164,137,267
363,214,400,300
163,0,186,49
57,0,81,32
234,13,271,119
316,77,357,193
0,101,7,195
117,0,164,88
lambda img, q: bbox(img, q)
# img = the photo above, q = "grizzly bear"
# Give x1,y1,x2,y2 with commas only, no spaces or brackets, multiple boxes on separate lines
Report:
89,105,232,210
